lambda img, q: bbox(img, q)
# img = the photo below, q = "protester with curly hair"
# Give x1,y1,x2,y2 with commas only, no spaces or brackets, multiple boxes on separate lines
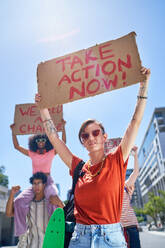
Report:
10,120,66,237
6,172,64,248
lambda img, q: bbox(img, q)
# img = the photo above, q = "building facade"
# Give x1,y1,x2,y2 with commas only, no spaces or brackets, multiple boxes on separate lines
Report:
0,185,16,246
138,107,165,207
0,185,8,213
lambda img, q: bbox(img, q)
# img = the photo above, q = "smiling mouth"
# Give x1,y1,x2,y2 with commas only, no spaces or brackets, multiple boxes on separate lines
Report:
88,143,97,146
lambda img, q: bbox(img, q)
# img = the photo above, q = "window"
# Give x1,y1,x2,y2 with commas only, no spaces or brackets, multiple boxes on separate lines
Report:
155,112,162,117
143,148,146,156
159,126,165,132
158,119,164,125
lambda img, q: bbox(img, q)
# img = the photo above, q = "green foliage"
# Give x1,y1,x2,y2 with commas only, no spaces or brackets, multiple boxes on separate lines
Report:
158,190,165,225
135,191,165,226
134,207,146,223
159,190,165,198
0,165,9,187
137,216,145,223
134,207,145,215
144,192,165,226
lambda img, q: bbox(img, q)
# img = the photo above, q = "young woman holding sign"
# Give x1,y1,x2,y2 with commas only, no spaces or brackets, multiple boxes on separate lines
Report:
10,120,66,237
35,67,150,248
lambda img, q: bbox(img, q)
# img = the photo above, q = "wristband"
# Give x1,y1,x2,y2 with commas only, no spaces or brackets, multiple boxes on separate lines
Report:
137,95,148,99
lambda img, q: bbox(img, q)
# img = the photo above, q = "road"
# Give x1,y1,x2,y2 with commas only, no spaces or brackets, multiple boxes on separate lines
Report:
140,230,165,248
1,229,165,248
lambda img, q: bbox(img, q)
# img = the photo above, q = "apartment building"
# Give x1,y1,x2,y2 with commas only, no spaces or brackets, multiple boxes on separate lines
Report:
138,107,165,206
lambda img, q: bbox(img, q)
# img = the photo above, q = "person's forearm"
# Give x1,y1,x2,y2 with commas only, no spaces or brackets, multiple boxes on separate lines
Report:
126,154,139,187
57,200,65,208
50,195,65,208
6,194,14,217
40,108,59,142
12,133,19,149
121,78,149,162
62,127,66,144
11,132,29,156
40,108,72,167
132,80,149,125
134,153,139,173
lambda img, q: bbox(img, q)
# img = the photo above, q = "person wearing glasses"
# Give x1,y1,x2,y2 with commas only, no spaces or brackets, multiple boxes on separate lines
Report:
10,121,66,237
35,67,150,248
6,172,64,248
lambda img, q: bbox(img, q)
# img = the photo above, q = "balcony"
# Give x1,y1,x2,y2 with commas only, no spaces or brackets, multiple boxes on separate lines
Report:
158,124,165,132
156,115,164,124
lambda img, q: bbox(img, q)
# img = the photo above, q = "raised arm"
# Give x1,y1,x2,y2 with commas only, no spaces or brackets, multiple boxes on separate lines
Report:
53,119,67,156
6,186,20,217
61,119,67,144
121,67,151,163
49,195,65,208
125,146,139,188
10,124,29,156
35,96,73,168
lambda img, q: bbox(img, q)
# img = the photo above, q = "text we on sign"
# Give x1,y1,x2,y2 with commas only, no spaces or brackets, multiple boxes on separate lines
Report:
13,103,63,135
37,32,146,108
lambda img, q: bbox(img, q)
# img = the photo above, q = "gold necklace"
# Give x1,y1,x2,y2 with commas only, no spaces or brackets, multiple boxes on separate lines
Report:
87,156,105,177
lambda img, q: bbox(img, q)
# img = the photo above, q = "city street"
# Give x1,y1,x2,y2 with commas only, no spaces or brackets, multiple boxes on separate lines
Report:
140,230,165,248
1,230,165,248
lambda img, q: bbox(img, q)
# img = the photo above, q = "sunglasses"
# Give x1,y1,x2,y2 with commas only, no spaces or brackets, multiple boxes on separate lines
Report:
81,129,101,142
36,138,47,144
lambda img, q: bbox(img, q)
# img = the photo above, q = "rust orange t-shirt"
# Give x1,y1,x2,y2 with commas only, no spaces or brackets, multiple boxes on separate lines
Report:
70,146,128,225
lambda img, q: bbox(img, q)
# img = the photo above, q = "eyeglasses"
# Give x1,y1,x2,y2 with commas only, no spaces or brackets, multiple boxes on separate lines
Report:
32,182,43,187
81,129,101,142
36,138,47,144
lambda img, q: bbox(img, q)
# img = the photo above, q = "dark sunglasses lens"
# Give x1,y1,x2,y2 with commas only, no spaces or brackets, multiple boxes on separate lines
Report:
81,133,89,140
92,130,100,137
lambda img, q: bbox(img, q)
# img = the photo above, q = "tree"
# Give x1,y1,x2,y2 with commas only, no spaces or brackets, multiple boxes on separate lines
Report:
137,216,145,223
143,192,164,226
134,207,146,222
158,190,165,225
0,165,9,187
134,192,165,226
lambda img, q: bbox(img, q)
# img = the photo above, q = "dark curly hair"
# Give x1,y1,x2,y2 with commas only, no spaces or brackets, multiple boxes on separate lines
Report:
29,172,47,184
28,134,53,152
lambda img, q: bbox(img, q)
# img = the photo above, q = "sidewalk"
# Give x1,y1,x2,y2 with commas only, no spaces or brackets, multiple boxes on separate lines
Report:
142,225,165,236
1,246,17,248
148,230,165,236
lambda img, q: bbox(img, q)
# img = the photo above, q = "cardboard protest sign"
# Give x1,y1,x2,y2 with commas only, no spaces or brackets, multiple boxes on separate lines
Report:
104,137,122,155
13,103,63,135
37,32,146,108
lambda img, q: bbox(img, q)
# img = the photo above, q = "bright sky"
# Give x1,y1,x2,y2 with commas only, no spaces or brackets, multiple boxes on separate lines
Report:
1,0,165,200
